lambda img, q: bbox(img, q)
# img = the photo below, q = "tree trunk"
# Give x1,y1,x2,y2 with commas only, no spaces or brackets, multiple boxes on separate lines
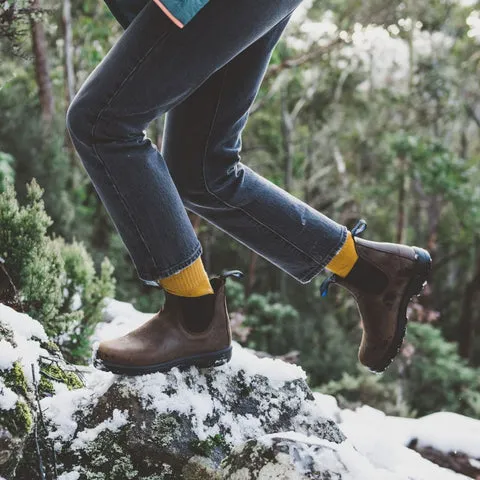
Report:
280,89,295,297
62,0,75,106
30,0,54,126
281,90,294,194
245,252,258,298
304,116,314,203
62,0,78,186
396,155,408,244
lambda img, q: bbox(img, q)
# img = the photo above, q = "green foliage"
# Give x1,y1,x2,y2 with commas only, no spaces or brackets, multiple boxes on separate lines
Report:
389,134,480,233
0,179,64,330
318,322,480,419
0,180,116,363
400,323,480,418
318,366,415,417
0,82,79,240
59,246,116,364
240,290,299,353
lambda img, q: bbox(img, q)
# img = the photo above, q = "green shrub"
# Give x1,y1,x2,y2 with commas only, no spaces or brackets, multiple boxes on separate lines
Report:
318,366,414,417
0,179,116,363
242,290,299,353
401,322,480,418
58,239,116,363
0,179,65,329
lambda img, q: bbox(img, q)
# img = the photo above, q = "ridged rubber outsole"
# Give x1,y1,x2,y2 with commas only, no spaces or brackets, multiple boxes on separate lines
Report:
368,247,432,374
93,345,232,376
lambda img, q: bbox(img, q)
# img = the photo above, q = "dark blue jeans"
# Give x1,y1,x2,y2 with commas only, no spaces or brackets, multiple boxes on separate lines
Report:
66,0,347,287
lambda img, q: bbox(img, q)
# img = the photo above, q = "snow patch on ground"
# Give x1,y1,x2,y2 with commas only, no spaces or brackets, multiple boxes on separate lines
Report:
313,393,474,480
261,431,405,480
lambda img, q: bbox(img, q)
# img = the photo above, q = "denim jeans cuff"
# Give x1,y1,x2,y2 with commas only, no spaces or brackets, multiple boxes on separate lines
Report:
298,225,348,284
138,243,203,286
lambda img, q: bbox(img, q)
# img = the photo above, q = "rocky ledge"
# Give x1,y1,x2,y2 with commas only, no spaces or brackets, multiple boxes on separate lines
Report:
0,300,477,480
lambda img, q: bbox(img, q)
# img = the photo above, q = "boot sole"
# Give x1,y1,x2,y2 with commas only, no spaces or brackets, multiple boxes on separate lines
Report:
92,345,232,376
369,247,432,374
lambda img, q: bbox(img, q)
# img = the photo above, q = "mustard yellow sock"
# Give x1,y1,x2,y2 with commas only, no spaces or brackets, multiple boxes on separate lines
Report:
326,231,358,278
159,256,214,297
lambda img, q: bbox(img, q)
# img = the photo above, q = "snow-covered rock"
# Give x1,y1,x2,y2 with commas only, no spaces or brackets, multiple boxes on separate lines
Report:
16,339,346,478
2,299,477,479
0,304,83,479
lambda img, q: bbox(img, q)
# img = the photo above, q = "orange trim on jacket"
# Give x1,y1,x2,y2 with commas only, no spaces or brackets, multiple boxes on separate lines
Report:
151,0,184,28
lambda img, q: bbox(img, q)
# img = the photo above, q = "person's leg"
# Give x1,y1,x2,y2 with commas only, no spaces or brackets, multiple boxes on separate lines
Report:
66,0,309,289
101,0,215,299
159,7,431,375
161,17,347,285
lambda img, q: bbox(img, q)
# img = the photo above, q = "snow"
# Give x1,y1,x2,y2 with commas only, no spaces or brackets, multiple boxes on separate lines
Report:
337,405,480,460
0,379,18,410
57,472,80,480
126,340,291,443
71,408,129,450
93,299,478,480
311,391,341,422
0,304,47,342
0,339,18,370
312,394,474,480
260,431,404,480
92,299,308,444
42,369,115,444
0,303,53,412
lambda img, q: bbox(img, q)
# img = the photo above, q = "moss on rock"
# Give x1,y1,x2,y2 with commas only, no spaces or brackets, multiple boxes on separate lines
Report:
3,362,28,398
0,401,33,437
38,375,55,397
40,340,61,355
40,362,83,391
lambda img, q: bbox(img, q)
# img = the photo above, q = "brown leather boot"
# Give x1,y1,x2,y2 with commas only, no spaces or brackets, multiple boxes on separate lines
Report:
320,220,432,373
93,270,243,375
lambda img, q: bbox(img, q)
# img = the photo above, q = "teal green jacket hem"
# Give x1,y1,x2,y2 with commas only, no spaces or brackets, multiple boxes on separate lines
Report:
152,0,209,27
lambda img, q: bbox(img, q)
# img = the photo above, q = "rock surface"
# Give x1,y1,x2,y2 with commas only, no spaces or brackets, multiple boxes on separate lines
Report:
1,299,476,480
16,340,346,479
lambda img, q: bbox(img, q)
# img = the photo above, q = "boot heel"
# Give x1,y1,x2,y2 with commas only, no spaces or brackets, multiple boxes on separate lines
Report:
194,346,233,369
411,247,432,296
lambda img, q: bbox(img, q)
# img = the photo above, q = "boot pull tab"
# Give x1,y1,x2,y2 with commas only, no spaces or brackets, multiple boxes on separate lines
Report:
320,275,336,297
351,219,367,237
220,269,244,280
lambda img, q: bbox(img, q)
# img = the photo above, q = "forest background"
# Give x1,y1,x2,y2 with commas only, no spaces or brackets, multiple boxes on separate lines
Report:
0,0,479,421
